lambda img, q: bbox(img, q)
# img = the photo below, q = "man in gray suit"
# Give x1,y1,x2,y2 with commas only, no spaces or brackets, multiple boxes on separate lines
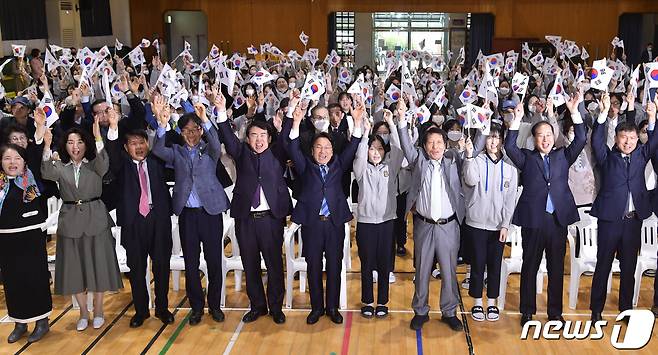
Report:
152,98,230,326
396,99,484,331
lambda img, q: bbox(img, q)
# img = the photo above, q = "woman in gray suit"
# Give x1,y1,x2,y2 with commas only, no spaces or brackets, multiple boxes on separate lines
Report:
41,114,123,332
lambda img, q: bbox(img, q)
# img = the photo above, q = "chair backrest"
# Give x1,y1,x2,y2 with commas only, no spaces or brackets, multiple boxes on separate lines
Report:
577,207,593,223
222,213,239,258
508,225,523,259
283,223,302,263
576,220,598,260
111,226,122,249
640,218,658,258
171,215,182,255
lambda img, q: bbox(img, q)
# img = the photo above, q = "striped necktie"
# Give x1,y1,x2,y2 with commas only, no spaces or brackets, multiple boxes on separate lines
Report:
319,165,330,216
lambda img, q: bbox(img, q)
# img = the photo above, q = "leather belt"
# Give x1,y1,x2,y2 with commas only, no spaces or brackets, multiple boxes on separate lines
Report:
319,215,330,221
63,197,100,205
249,210,272,219
623,211,638,220
416,213,457,225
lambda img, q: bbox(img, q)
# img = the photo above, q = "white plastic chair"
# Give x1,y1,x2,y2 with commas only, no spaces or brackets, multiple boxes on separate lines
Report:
170,215,209,292
497,225,546,310
567,218,617,310
45,197,61,235
633,217,658,306
284,222,349,309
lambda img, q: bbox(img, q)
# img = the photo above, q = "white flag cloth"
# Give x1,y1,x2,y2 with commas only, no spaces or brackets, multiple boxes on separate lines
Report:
459,86,478,105
337,66,352,84
548,72,568,106
140,38,151,48
521,42,532,60
215,63,237,95
11,44,26,58
545,35,562,47
645,62,658,89
529,52,544,68
581,47,590,61
300,72,326,101
115,38,123,51
250,68,275,86
511,72,529,96
247,45,258,55
630,64,641,96
433,86,448,109
39,92,59,128
102,72,112,105
299,31,309,46
400,60,417,99
128,47,146,68
385,84,401,103
44,49,60,72
49,44,64,53
415,104,431,124
96,45,111,60
591,58,614,91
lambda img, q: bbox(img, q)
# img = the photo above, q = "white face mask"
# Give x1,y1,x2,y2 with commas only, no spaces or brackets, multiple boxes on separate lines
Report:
378,133,390,145
587,101,599,112
432,115,445,126
73,74,81,82
313,120,329,133
499,87,510,96
288,82,296,89
171,112,180,123
528,105,536,113
447,131,462,142
245,88,255,97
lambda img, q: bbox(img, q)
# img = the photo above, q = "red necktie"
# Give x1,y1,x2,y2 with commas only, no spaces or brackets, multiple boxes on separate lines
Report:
138,161,150,217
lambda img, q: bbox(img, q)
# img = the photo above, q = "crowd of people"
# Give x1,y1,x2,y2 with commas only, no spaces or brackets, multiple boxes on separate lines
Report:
1,34,658,344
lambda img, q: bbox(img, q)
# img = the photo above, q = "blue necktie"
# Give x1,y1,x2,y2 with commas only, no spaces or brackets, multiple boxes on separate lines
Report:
319,165,330,216
544,155,555,214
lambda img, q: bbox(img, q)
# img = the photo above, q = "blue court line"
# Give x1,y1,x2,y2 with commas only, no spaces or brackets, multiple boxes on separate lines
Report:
416,328,424,355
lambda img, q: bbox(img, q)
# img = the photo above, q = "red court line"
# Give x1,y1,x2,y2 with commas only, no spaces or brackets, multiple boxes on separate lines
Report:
341,311,354,355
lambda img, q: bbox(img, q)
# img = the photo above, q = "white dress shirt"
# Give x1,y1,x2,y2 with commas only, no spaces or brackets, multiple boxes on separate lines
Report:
416,159,454,221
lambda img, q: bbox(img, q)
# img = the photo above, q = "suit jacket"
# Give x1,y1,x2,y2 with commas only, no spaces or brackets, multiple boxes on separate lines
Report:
505,123,587,228
152,124,229,216
591,120,658,221
41,146,113,238
285,128,361,226
217,120,292,219
397,123,480,223
106,138,172,228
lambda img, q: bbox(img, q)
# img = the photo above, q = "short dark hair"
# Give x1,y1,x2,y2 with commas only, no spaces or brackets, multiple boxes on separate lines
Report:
312,132,334,148
337,92,352,103
3,124,28,142
0,144,28,172
368,134,390,155
372,121,391,135
615,120,639,136
124,129,148,142
531,121,554,137
310,105,327,118
489,122,505,140
91,99,107,113
327,103,341,111
59,128,97,164
178,113,203,130
246,119,273,138
421,127,448,147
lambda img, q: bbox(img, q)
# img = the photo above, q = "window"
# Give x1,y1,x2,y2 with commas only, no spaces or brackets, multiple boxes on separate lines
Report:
334,11,355,61
0,0,48,40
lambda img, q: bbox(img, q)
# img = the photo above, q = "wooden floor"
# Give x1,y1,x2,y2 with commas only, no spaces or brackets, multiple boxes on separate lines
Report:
2,221,658,354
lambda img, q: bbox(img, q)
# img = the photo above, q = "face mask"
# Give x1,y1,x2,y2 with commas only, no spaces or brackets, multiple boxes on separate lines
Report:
245,88,255,97
587,101,599,112
73,74,81,81
288,82,295,89
365,73,372,80
313,120,329,133
620,101,628,111
432,115,445,126
499,87,510,96
567,131,575,142
447,131,462,142
378,133,390,145
171,112,180,123
528,105,536,113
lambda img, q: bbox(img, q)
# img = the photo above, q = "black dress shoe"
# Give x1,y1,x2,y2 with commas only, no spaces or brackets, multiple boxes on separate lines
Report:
270,310,286,324
129,313,150,328
520,314,533,327
441,316,464,331
306,309,324,324
396,246,407,256
209,308,225,322
410,314,430,330
591,312,602,323
326,309,343,324
7,323,28,343
242,309,268,323
155,310,175,325
548,315,565,323
188,310,203,326
652,305,658,318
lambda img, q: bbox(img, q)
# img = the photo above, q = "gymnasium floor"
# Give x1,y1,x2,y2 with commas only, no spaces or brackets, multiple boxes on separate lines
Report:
1,221,658,355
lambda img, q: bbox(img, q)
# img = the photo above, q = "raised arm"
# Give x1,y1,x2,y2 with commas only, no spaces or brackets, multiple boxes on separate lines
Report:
563,93,587,165
214,92,242,159
642,97,658,159
151,96,175,164
193,102,221,163
395,98,419,164
90,115,110,176
504,102,527,169
462,138,480,187
285,102,308,175
105,110,124,177
591,93,611,164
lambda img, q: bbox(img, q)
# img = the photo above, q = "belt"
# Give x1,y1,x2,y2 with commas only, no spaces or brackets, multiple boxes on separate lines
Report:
623,211,638,220
249,210,272,219
416,213,457,225
319,215,330,222
63,197,100,205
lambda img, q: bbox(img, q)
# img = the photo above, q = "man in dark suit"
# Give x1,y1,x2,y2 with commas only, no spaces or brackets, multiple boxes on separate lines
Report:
152,97,230,326
215,93,291,324
505,94,587,327
106,112,174,327
285,96,363,325
590,94,658,322
640,42,654,64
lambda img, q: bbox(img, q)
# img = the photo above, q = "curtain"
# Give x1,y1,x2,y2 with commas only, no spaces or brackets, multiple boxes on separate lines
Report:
0,0,47,40
79,0,113,37
618,13,642,67
468,13,495,67
327,13,337,52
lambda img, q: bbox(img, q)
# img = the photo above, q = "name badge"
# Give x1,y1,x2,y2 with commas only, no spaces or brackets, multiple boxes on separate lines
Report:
504,181,510,189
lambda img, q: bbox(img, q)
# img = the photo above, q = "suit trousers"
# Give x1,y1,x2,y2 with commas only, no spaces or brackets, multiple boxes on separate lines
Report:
392,192,408,272
179,207,223,312
590,218,641,313
301,218,345,311
520,212,567,317
122,211,172,315
466,225,505,299
411,216,460,317
235,213,285,312
356,220,394,305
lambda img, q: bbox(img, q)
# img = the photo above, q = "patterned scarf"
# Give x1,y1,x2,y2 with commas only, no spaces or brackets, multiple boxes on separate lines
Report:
0,168,41,214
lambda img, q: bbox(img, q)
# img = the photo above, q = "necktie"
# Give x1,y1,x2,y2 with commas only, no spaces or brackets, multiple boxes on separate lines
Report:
319,165,330,216
138,161,150,217
252,157,261,209
544,155,555,214
624,155,630,168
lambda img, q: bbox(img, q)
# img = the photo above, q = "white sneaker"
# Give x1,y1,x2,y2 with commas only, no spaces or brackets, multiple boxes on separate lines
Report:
76,318,88,331
92,317,104,329
372,270,378,283
389,272,396,283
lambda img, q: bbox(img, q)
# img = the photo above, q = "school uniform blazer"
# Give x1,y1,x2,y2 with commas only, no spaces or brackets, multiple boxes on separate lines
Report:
590,120,658,222
152,124,229,216
106,138,172,228
285,125,361,227
41,145,113,238
217,120,292,219
504,122,587,228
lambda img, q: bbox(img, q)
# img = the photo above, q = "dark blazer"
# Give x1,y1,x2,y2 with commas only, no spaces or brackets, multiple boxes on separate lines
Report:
505,122,587,228
217,120,292,219
152,124,229,216
591,120,658,221
285,127,361,226
106,138,172,228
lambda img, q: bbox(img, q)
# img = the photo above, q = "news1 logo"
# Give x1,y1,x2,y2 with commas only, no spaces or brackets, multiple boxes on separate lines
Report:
520,310,655,349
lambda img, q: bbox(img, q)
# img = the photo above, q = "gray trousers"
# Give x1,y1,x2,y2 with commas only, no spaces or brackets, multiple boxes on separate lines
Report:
411,216,460,317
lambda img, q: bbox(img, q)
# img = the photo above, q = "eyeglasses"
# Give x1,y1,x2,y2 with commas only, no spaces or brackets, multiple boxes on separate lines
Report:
93,107,112,116
610,101,621,107
181,127,202,135
10,136,27,143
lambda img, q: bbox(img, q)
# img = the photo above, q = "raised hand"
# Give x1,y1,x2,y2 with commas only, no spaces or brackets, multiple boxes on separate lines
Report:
464,136,474,158
383,108,394,125
33,106,46,127
92,116,102,141
129,76,141,93
565,91,582,114
600,93,611,113
43,128,53,149
193,102,208,122
513,102,524,123
108,106,119,130
214,91,226,113
396,97,407,120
